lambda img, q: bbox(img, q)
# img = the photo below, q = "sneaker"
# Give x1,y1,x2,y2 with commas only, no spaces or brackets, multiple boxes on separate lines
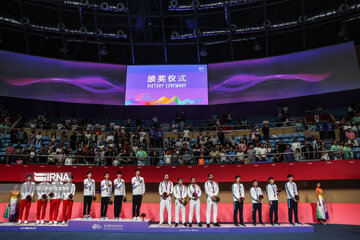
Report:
158,223,162,227
24,221,28,225
136,217,141,221
240,223,246,227
183,223,187,227
133,217,137,221
17,220,22,225
119,218,122,220
214,223,221,227
36,220,40,225
88,217,92,220
168,224,171,227
53,221,58,225
41,220,45,225
207,224,210,228
270,223,275,226
101,217,104,220
295,222,303,226
189,223,192,227
198,223,202,227
84,215,87,220
49,221,53,225
290,223,295,226
62,221,66,225
274,223,280,226
234,224,239,227
175,223,179,227
105,217,108,220
259,222,265,226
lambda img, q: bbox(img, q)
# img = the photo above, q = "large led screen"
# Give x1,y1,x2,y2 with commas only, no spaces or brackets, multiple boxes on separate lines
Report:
125,65,208,105
0,51,126,105
208,42,360,104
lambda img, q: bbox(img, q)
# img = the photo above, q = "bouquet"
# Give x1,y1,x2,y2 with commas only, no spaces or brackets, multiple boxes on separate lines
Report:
214,196,221,202
192,192,198,198
162,192,168,198
258,195,264,200
240,197,245,202
68,194,73,199
108,198,113,205
93,196,97,201
49,192,54,198
277,188,282,194
25,195,32,201
295,195,300,200
181,199,188,206
123,197,127,202
140,213,146,221
41,194,48,200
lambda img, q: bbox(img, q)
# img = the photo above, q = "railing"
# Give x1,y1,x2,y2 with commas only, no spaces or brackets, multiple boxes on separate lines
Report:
0,149,358,166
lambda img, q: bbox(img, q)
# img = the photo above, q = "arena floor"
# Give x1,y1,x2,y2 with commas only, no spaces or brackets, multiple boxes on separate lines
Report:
0,224,359,240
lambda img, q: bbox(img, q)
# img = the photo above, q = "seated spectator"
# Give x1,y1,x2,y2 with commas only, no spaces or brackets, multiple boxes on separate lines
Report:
227,147,236,164
149,147,160,166
346,129,359,146
182,149,192,165
342,142,353,159
246,144,255,163
136,146,147,166
284,145,294,162
219,149,227,163
236,148,245,164
330,140,342,160
319,141,330,161
209,147,219,163
301,140,315,160
294,148,302,161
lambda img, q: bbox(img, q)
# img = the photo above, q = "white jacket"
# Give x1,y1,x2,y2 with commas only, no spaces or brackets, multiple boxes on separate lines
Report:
20,181,36,200
62,183,76,200
266,184,279,201
50,182,63,199
101,179,113,197
250,187,263,203
204,181,219,199
231,183,245,201
83,178,95,196
285,181,298,200
187,184,202,200
113,178,126,196
173,184,187,200
36,182,51,199
131,176,145,195
158,181,174,199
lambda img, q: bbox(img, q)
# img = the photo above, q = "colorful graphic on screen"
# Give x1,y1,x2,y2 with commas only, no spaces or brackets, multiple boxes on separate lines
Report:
208,42,360,104
125,65,208,105
0,51,126,105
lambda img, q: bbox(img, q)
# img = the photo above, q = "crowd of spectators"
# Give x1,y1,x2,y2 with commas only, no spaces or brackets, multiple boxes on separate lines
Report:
0,107,359,166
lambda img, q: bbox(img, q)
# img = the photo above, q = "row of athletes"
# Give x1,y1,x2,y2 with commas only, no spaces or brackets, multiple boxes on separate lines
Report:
16,169,301,227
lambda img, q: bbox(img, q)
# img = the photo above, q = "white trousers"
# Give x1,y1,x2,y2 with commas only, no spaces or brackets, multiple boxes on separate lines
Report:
175,200,186,223
189,199,201,223
159,197,172,224
206,197,218,224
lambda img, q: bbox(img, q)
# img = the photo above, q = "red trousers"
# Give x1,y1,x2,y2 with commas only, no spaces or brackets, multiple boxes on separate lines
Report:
62,200,74,222
18,199,32,221
49,199,61,221
36,199,48,220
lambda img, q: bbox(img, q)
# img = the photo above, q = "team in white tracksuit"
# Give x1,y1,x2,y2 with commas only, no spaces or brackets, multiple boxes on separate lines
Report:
158,176,173,225
187,180,202,225
173,181,187,225
204,175,220,225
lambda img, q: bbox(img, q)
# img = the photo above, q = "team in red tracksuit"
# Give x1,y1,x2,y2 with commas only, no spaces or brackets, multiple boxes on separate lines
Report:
18,175,36,225
62,176,76,224
35,181,51,225
49,181,63,224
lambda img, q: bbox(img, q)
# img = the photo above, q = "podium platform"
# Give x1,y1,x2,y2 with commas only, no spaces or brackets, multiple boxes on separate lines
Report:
0,219,314,233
